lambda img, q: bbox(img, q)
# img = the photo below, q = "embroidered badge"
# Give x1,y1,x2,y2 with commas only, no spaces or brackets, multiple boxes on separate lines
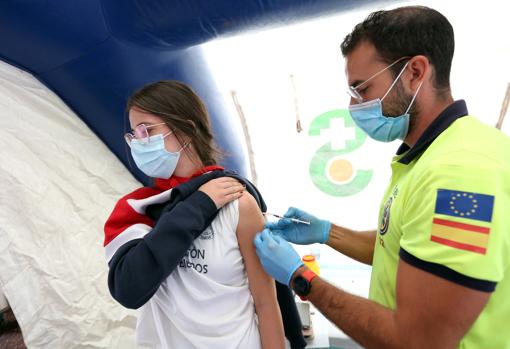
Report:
431,189,494,254
379,196,393,236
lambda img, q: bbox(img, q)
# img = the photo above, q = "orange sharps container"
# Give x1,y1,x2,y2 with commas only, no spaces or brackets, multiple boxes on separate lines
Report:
302,255,320,275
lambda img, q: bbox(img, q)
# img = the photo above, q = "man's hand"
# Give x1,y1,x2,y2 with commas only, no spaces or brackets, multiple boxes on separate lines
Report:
253,229,303,286
265,207,331,245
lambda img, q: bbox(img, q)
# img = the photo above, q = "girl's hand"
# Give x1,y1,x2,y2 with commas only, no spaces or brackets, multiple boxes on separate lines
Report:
198,177,245,209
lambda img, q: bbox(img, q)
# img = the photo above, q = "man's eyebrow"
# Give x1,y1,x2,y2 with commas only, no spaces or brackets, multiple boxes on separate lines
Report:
350,80,364,88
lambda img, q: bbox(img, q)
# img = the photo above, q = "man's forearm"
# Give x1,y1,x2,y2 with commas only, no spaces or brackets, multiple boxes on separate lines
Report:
326,225,376,265
306,274,401,349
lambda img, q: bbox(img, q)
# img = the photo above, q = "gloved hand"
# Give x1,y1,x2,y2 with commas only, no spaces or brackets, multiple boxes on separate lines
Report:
265,207,331,244
254,229,304,286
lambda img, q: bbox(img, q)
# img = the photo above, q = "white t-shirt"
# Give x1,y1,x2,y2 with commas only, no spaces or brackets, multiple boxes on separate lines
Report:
136,199,262,349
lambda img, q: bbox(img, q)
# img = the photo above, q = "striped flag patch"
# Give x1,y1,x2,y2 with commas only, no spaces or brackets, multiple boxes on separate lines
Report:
431,189,494,254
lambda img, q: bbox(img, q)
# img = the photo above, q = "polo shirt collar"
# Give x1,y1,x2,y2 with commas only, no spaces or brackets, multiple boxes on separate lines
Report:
397,100,468,164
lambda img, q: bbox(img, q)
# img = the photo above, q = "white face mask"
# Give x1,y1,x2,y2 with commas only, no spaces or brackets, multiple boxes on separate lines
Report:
130,134,187,179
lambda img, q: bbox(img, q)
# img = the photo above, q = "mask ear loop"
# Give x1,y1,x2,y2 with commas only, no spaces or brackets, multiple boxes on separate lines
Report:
177,141,191,153
162,130,174,139
404,80,424,115
381,61,410,102
166,128,190,153
161,130,189,156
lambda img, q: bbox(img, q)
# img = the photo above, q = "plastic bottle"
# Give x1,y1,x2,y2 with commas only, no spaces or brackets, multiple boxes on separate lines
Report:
302,254,320,275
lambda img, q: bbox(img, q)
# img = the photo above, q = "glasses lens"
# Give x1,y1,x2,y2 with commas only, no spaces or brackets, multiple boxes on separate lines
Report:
347,87,363,103
134,124,149,144
124,133,134,146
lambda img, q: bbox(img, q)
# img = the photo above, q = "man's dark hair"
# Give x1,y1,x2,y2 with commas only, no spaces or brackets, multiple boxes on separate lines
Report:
341,6,454,96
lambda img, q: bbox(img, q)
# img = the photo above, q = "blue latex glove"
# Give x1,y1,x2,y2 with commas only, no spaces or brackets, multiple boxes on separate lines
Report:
254,228,304,286
265,207,331,244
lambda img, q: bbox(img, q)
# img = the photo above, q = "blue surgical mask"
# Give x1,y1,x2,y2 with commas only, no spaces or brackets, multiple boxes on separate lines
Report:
130,134,187,179
348,62,423,142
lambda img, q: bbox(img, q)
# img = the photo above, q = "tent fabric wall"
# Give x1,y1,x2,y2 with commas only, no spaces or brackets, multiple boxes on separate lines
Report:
0,60,143,348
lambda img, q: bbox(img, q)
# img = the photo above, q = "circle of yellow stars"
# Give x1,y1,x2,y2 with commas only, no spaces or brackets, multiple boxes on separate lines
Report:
450,193,478,217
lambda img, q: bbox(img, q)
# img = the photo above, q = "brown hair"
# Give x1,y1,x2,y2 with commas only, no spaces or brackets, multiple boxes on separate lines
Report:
341,6,454,99
127,80,222,166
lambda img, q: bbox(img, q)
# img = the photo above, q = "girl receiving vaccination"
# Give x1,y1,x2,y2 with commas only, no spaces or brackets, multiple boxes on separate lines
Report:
103,80,295,349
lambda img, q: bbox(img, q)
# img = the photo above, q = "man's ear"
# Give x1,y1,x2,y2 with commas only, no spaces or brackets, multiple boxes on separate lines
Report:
406,55,429,91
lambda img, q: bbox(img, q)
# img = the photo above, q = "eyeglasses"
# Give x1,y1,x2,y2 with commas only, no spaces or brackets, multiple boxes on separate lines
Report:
347,57,411,104
124,123,172,145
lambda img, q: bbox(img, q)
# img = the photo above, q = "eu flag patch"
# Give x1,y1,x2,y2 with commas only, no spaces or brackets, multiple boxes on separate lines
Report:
435,189,494,222
431,189,494,254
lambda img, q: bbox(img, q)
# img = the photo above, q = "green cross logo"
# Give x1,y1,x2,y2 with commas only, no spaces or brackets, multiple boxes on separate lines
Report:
309,109,372,197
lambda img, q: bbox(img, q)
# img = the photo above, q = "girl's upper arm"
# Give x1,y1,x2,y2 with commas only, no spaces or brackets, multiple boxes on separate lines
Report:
236,193,285,349
236,193,276,304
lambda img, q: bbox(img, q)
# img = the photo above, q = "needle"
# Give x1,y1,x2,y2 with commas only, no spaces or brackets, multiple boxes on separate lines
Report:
263,212,310,225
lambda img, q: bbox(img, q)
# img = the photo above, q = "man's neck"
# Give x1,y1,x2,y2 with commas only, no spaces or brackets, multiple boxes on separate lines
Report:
404,96,454,147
